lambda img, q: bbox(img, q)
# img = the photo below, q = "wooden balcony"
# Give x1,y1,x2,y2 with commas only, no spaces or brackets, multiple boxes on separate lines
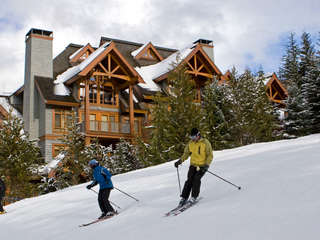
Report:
80,120,144,139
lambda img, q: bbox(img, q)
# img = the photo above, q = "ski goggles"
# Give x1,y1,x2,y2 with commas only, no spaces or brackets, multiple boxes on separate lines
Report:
190,133,200,141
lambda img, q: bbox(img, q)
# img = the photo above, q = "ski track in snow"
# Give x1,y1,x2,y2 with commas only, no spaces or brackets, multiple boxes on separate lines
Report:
1,134,320,240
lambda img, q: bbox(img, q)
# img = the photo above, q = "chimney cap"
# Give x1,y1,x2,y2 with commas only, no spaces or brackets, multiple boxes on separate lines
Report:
193,39,213,45
26,28,53,37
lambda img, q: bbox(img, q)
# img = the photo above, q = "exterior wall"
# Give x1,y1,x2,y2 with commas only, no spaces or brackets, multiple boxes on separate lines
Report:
39,139,62,163
23,35,53,140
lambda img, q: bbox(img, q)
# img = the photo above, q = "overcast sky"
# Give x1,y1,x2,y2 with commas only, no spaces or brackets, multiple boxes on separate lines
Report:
0,0,319,93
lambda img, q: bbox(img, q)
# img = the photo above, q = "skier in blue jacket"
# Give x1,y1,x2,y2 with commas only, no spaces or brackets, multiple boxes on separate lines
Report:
86,159,116,219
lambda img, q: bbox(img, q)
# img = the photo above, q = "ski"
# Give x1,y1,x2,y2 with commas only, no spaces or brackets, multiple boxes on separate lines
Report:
172,197,202,216
79,213,118,227
164,204,185,217
164,197,202,217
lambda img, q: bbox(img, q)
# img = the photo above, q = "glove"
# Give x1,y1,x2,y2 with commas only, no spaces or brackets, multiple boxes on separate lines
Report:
174,159,182,168
86,184,92,190
200,165,209,173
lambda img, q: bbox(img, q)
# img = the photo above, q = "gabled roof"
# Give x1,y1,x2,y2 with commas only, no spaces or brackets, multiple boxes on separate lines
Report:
69,43,95,63
265,73,288,97
100,37,177,68
0,96,22,117
134,42,223,91
131,42,164,61
54,41,145,87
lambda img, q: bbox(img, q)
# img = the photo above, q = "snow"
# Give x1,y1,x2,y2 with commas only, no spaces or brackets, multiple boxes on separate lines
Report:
0,96,22,118
131,42,149,58
1,134,320,240
38,153,65,174
135,43,195,91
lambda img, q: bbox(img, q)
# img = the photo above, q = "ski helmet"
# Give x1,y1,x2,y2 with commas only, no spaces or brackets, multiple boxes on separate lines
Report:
88,159,98,167
190,128,200,140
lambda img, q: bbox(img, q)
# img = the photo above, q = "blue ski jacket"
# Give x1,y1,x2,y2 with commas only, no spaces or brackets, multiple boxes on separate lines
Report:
91,165,113,190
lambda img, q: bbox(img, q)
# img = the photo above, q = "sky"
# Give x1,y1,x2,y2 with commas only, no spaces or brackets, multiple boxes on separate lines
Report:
0,0,319,93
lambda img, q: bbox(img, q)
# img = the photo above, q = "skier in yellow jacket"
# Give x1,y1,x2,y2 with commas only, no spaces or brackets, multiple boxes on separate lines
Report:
174,128,213,206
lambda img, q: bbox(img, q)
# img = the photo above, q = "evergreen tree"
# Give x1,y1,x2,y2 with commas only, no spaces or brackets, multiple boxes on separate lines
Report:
300,37,320,134
0,111,42,199
147,60,203,162
111,139,145,174
53,115,88,189
201,78,232,149
225,68,277,145
280,33,304,137
279,33,300,86
299,32,316,83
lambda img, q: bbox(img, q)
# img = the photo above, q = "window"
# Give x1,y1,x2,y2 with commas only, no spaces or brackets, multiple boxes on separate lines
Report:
89,84,97,103
79,81,117,106
100,86,115,105
54,109,73,131
79,82,85,102
101,115,109,132
89,114,97,131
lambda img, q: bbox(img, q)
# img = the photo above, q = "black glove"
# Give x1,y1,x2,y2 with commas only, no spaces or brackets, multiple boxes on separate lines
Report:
174,159,182,168
200,165,209,173
86,184,92,190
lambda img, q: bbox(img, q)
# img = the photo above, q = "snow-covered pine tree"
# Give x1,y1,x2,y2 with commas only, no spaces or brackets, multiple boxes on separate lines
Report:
300,36,320,134
280,33,304,137
225,68,277,145
279,33,301,86
82,138,112,175
201,78,232,150
111,139,144,174
0,110,42,199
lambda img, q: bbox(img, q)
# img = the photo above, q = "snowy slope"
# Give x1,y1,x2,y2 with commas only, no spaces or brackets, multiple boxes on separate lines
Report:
1,135,320,240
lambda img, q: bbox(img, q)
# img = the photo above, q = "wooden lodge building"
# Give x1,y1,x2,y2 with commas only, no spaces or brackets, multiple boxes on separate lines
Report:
3,28,288,163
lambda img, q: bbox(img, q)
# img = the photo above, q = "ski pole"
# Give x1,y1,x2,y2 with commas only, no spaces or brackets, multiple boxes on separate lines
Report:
206,170,241,190
89,189,121,209
176,167,182,195
114,187,139,202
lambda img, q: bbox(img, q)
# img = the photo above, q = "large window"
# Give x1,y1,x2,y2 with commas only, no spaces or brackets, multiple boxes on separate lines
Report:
54,109,73,131
79,81,117,106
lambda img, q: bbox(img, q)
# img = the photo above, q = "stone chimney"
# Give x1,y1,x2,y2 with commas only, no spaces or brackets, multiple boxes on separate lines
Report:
23,28,53,139
194,39,214,62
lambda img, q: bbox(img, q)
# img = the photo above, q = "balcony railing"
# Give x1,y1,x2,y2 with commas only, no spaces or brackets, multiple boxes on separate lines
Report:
88,120,131,134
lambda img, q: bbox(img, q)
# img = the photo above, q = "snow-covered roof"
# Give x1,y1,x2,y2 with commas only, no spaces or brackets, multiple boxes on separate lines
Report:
53,41,111,96
261,73,274,85
69,45,84,60
135,43,195,91
131,42,149,58
125,89,138,103
0,96,22,118
0,91,12,97
38,152,65,174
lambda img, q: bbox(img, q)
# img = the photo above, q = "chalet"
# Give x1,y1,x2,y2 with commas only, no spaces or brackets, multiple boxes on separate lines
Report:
2,28,288,163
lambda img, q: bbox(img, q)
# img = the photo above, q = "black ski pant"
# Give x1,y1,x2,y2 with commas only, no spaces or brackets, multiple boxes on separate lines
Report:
181,165,206,199
0,195,4,212
98,188,115,214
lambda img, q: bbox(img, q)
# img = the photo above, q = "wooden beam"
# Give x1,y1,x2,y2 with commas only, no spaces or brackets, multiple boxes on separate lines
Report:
129,84,134,135
85,78,90,134
111,65,120,74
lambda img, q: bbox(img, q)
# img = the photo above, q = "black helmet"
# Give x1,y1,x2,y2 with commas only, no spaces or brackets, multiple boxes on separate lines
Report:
190,128,199,137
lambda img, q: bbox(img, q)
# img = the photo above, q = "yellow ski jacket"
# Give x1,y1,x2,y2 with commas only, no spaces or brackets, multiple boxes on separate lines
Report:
180,138,213,167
